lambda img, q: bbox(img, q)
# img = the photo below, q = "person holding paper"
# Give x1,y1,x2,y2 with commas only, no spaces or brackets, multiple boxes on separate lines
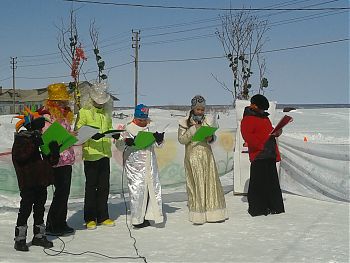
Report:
240,94,285,217
114,104,164,228
43,83,76,236
12,108,60,251
178,95,227,225
75,83,118,230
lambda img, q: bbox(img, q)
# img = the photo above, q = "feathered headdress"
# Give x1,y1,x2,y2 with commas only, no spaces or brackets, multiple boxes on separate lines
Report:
14,106,50,132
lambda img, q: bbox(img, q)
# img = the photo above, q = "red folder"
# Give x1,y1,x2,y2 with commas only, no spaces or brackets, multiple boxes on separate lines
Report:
270,115,293,136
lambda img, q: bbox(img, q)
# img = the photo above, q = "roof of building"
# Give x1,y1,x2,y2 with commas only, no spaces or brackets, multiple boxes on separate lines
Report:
0,82,119,103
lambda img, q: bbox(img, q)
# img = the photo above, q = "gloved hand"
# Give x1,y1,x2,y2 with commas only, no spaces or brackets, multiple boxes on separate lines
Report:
48,140,60,166
91,133,105,140
112,133,120,140
32,130,44,147
124,137,135,147
153,132,164,144
49,141,60,156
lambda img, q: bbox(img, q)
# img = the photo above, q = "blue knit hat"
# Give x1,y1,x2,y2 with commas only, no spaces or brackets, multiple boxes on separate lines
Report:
134,104,149,119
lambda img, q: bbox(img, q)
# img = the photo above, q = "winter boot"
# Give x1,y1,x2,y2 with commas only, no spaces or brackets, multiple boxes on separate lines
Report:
14,225,29,252
133,220,151,229
32,224,53,248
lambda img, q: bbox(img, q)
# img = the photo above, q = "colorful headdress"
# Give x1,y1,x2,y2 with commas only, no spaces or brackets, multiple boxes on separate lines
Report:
14,106,49,132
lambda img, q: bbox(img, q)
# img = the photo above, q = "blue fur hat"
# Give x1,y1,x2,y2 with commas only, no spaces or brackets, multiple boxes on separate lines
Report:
134,104,149,119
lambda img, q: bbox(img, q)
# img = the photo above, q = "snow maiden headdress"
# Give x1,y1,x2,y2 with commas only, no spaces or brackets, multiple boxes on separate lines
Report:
191,95,206,109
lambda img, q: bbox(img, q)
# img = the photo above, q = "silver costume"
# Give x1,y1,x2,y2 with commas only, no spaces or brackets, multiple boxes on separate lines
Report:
115,122,163,225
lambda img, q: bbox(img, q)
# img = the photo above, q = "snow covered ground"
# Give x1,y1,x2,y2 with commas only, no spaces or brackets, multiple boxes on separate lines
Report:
0,188,348,262
0,107,349,262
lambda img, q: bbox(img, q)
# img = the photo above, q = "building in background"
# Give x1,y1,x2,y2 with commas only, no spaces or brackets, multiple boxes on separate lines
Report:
0,82,119,115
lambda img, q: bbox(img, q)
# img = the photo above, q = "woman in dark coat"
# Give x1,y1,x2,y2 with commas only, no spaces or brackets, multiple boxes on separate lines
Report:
240,94,285,217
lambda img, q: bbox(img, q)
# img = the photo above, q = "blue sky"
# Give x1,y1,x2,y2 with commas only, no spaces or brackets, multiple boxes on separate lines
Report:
0,0,348,106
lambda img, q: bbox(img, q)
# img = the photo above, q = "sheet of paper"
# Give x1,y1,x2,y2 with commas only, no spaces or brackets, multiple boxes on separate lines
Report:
75,125,99,145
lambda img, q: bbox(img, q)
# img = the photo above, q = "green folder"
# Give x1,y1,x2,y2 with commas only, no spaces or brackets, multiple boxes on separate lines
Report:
192,126,218,142
40,121,78,155
133,131,155,150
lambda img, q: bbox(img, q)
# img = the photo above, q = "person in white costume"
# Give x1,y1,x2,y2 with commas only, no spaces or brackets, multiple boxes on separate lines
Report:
115,104,164,228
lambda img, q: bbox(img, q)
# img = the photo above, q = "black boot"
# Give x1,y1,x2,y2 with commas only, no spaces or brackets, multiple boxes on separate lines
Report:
133,220,151,229
45,224,64,236
61,223,75,235
46,222,74,236
32,224,53,248
14,225,29,252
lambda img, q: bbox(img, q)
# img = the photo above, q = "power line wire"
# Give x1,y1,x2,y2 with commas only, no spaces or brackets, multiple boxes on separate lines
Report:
8,0,345,61
138,0,332,31
17,61,64,68
4,1,347,68
63,0,349,11
261,38,349,54
258,0,342,18
15,8,347,65
5,38,348,80
19,52,61,58
141,9,345,40
142,34,215,46
0,76,12,82
139,38,349,63
140,11,346,47
16,61,133,79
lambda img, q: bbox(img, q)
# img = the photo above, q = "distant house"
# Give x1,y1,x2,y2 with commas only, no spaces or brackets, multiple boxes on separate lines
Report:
0,87,42,114
0,82,119,115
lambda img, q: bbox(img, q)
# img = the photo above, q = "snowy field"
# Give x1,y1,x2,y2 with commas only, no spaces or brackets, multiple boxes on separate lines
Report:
0,107,349,262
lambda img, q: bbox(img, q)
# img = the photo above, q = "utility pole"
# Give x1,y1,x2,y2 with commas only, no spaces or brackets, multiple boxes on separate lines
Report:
10,57,17,114
132,30,140,107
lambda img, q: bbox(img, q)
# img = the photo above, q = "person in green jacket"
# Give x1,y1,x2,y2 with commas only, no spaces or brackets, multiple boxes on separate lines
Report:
75,83,119,230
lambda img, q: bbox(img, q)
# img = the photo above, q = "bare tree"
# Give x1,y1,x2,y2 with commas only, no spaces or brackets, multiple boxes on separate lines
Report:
257,53,268,95
211,73,235,105
57,9,87,109
89,19,107,83
216,9,269,101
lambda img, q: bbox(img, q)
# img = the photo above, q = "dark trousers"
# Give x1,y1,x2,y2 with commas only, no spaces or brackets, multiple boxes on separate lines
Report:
46,165,72,228
84,157,110,223
248,159,285,216
16,186,47,227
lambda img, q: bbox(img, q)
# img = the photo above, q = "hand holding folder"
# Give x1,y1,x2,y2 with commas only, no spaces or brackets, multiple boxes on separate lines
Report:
191,126,218,142
133,131,156,150
270,115,293,136
40,121,78,155
76,125,125,144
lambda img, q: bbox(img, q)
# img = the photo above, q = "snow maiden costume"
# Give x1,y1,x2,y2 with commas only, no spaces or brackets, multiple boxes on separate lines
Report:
178,95,227,224
240,94,285,216
115,104,164,228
